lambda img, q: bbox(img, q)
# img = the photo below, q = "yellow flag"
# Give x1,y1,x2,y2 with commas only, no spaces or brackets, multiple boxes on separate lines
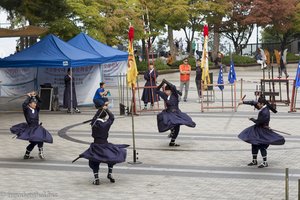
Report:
127,40,138,87
201,32,210,88
264,49,270,65
274,49,280,65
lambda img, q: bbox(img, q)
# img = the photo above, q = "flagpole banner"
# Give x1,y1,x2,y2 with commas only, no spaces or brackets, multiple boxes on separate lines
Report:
102,61,127,86
295,62,300,88
217,66,224,91
37,65,101,105
0,68,37,96
127,25,138,88
228,60,236,84
201,24,210,89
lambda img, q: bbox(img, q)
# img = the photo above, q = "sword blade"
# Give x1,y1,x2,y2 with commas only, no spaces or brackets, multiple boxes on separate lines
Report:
8,94,27,102
269,128,291,136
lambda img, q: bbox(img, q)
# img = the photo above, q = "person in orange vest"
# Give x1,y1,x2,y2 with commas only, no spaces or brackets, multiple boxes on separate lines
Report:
179,58,191,102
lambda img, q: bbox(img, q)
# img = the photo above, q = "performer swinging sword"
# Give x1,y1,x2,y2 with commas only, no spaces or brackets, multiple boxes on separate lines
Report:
238,95,285,168
73,106,129,185
156,79,195,146
10,91,53,159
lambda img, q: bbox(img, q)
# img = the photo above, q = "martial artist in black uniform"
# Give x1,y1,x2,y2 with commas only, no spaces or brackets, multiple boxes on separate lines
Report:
238,95,285,168
141,62,159,110
10,91,53,159
73,106,129,185
63,68,80,113
156,79,196,146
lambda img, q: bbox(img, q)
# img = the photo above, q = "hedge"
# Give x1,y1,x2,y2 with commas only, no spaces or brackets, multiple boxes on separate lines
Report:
136,58,171,72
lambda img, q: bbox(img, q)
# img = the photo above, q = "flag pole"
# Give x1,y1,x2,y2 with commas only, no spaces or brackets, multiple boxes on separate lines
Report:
127,24,141,164
128,84,142,164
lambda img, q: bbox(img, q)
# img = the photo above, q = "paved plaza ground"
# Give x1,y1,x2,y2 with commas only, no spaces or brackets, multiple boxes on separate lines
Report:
0,64,299,200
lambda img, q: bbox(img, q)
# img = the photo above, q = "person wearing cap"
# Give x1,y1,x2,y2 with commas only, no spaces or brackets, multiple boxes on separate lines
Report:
93,82,109,109
195,59,202,103
63,68,80,113
179,58,191,102
141,62,159,110
238,95,285,168
10,91,53,159
73,106,129,185
156,79,196,146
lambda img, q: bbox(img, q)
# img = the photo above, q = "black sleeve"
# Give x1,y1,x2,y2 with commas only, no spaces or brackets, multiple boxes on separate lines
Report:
64,75,71,84
90,109,102,126
35,95,41,111
169,84,179,98
106,109,115,125
22,97,31,111
144,71,150,80
243,100,257,106
156,90,167,101
150,70,158,79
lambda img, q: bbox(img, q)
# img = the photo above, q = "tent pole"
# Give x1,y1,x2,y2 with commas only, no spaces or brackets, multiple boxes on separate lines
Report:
70,67,73,114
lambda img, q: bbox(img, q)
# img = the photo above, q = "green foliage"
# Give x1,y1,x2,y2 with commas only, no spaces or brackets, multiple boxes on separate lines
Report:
171,57,196,69
137,58,171,72
67,0,144,45
287,53,300,62
223,54,256,65
0,0,69,25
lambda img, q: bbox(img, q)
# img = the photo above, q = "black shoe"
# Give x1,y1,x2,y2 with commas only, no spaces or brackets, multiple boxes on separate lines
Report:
24,154,34,159
67,109,71,113
93,178,100,185
107,174,115,183
74,108,81,113
183,99,187,102
258,162,268,168
247,160,257,166
169,142,180,147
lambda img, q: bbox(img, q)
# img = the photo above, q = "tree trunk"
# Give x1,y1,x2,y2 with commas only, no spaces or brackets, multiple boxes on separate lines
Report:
142,39,146,61
212,24,220,61
167,26,176,61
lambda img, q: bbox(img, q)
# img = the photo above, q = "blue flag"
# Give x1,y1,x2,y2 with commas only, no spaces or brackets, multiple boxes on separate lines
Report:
295,62,300,88
217,66,224,90
228,60,236,84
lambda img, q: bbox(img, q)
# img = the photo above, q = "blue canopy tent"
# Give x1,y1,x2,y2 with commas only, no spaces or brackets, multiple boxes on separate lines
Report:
0,34,105,111
67,32,128,63
0,34,103,68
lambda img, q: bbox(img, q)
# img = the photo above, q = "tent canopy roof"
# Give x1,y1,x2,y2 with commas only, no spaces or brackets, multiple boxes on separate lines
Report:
0,34,103,68
68,33,128,63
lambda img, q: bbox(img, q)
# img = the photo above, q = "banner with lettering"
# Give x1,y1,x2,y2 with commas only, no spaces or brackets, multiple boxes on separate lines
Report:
0,68,37,96
0,61,127,105
102,61,127,86
37,65,101,105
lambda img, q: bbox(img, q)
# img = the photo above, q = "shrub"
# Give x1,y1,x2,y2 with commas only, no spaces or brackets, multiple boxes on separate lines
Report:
223,54,256,65
172,57,201,69
136,58,171,72
287,53,299,63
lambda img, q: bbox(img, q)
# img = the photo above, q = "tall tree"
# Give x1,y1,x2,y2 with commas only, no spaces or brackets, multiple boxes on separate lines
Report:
142,0,188,60
67,0,144,45
205,0,231,59
0,0,79,40
221,0,254,54
246,0,300,53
